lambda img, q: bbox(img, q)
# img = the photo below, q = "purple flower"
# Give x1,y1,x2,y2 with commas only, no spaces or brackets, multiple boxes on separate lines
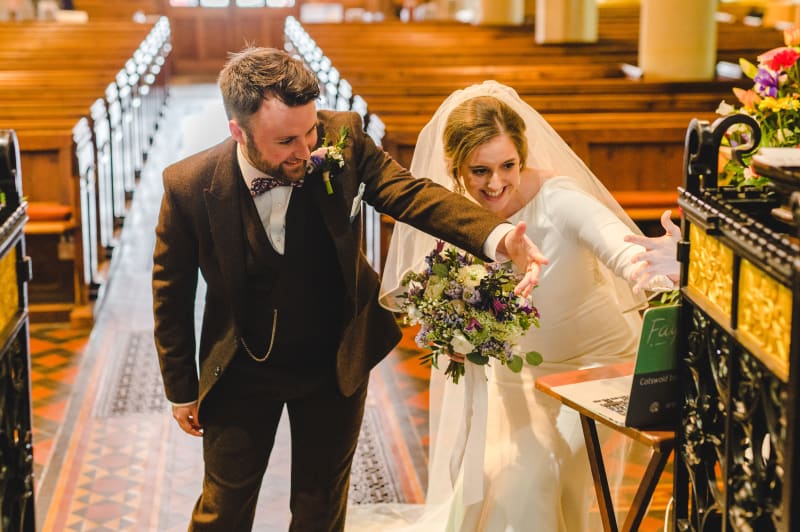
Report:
415,325,430,346
729,132,752,148
754,68,779,97
465,318,482,331
463,287,482,305
444,283,463,299
310,154,325,167
492,299,507,316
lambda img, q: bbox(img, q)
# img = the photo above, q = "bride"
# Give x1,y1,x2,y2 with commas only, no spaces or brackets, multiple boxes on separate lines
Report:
347,81,679,531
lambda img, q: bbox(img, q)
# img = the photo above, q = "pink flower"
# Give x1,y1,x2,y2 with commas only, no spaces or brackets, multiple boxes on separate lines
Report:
758,47,800,71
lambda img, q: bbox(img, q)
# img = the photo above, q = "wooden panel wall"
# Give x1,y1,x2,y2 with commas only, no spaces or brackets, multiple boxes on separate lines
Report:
73,0,296,76
73,0,163,19
168,5,298,75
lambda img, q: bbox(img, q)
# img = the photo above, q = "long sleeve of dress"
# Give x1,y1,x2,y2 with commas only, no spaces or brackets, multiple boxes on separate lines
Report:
542,178,672,292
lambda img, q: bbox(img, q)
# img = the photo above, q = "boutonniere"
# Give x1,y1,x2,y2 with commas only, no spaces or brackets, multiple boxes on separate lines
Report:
308,126,349,195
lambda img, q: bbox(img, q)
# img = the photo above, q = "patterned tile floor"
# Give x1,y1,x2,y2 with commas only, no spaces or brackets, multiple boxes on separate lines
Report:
30,325,92,488
28,82,673,531
30,321,672,531
29,322,430,531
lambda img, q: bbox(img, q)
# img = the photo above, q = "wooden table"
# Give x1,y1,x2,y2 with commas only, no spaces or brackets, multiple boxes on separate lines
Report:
535,362,675,532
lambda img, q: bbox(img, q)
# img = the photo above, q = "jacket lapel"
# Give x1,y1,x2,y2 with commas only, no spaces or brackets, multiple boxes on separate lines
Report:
204,140,248,325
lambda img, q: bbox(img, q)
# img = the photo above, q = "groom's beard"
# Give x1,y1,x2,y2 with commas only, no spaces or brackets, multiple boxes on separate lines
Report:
245,142,308,182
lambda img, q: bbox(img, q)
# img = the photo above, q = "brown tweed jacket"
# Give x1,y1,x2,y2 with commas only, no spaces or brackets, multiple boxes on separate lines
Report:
152,110,507,414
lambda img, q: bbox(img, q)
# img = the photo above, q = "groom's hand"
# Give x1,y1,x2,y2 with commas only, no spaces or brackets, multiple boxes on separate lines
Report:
173,402,203,437
498,221,548,297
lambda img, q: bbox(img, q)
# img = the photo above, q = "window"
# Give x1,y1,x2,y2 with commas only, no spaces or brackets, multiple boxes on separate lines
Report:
169,0,295,6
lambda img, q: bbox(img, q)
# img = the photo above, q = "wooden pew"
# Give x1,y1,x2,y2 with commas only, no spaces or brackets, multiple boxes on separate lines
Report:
377,109,711,193
0,17,171,323
285,9,785,269
293,16,778,229
301,17,783,66
372,108,705,262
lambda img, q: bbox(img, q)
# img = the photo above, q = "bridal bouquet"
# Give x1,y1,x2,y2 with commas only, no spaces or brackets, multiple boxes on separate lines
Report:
399,241,542,384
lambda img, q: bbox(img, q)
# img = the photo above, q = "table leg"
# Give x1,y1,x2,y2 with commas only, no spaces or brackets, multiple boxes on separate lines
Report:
621,444,673,532
580,414,618,532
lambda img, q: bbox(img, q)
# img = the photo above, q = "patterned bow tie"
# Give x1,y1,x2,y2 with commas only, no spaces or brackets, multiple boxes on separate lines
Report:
250,176,304,196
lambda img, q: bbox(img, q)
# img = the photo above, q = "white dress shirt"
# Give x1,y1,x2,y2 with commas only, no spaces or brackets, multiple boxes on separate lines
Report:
238,145,294,255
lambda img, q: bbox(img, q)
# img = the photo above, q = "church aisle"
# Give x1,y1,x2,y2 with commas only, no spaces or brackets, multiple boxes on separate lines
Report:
28,81,670,531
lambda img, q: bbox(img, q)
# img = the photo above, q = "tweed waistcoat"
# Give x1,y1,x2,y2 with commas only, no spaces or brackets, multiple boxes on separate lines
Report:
238,180,345,371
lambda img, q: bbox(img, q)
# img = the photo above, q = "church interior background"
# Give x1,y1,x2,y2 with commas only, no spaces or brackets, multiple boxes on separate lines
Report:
0,0,796,530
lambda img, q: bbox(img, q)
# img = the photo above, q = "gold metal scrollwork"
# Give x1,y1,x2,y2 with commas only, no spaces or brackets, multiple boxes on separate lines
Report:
688,224,734,319
0,250,18,332
737,259,791,382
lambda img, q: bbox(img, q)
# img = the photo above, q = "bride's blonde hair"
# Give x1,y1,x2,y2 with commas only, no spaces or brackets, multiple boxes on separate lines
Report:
442,96,528,192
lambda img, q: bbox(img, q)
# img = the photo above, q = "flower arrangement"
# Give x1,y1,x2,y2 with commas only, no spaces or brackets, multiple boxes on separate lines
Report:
399,241,542,384
308,126,348,195
716,27,800,187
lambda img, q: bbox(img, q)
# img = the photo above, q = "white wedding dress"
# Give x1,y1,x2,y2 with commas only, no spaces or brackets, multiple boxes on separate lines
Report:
346,176,662,532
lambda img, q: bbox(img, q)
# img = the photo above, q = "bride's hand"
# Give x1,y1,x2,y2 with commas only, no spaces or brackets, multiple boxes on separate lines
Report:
624,210,681,293
448,352,465,363
499,221,548,297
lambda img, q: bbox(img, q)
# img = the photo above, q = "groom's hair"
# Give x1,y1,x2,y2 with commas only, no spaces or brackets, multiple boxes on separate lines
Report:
218,46,321,130
443,96,528,189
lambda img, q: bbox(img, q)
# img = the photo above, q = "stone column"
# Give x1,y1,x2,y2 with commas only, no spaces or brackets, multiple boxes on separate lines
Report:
638,0,718,80
431,0,455,20
534,0,598,44
474,0,524,25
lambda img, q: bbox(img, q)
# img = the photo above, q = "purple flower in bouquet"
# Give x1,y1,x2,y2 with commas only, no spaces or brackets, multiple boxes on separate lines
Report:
491,299,508,319
465,318,482,332
463,286,482,305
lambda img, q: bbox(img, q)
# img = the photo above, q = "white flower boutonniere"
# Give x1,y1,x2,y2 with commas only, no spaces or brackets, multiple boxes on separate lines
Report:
308,126,349,195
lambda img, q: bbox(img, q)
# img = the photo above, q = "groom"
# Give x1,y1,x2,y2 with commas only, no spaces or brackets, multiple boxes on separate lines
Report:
152,47,545,531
